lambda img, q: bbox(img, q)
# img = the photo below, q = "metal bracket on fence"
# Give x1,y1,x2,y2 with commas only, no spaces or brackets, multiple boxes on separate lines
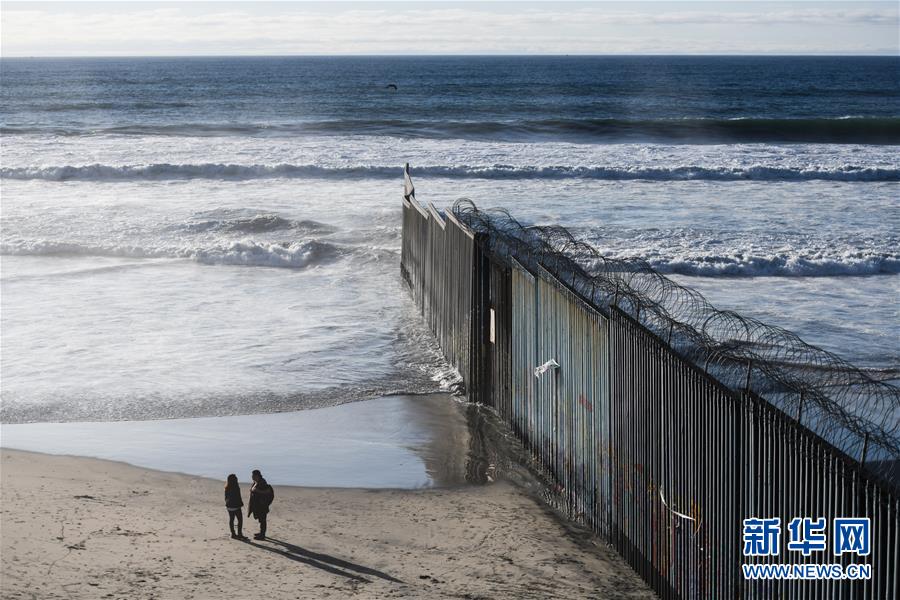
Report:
534,359,560,378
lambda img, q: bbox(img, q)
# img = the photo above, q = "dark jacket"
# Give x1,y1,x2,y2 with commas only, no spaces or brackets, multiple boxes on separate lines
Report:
248,478,274,519
225,485,243,510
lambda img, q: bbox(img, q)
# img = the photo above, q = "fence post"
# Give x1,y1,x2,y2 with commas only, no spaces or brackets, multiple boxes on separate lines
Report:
744,359,752,391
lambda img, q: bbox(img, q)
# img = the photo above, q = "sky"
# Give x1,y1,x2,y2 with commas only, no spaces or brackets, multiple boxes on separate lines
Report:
2,1,898,56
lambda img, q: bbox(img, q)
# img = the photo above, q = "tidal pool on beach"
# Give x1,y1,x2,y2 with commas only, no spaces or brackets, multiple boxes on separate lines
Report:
0,394,500,489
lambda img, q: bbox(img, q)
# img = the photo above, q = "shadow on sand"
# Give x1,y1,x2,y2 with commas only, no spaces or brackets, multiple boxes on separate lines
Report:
246,537,404,584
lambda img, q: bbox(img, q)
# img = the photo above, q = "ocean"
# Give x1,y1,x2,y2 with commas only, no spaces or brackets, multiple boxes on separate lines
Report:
2,56,898,425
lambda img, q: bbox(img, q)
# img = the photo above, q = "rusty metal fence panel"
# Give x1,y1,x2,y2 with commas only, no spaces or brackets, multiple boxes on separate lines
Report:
509,261,612,536
399,168,476,391
400,170,899,600
511,259,538,452
488,259,512,417
505,265,897,600
400,200,428,310
535,267,611,535
737,388,899,600
609,306,898,600
444,210,475,389
609,306,740,598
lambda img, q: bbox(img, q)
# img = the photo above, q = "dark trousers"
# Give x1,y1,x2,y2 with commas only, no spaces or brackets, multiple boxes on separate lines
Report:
257,513,267,537
228,509,243,535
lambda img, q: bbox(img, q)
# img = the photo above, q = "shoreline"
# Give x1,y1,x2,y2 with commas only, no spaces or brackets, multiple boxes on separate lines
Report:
0,394,483,489
1,449,653,599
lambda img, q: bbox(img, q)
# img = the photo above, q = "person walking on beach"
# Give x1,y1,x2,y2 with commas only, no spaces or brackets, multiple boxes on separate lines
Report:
248,469,274,540
224,474,246,540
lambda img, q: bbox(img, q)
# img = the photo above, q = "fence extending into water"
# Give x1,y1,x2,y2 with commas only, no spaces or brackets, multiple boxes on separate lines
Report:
399,165,899,599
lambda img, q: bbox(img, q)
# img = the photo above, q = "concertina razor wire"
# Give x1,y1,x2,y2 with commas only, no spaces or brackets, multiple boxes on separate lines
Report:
452,199,900,490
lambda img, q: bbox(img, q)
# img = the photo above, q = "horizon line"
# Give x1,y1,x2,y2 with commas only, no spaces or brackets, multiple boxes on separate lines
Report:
3,52,898,59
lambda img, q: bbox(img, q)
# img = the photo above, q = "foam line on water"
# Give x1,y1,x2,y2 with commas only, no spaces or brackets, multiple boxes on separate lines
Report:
4,163,899,182
0,239,345,269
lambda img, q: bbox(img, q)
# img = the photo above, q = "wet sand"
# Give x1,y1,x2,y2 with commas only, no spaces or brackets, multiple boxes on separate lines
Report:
1,449,653,599
0,394,477,488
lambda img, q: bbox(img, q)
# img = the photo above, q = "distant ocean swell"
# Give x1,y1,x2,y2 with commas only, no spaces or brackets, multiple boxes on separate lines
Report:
3,117,899,143
21,101,195,112
4,163,899,182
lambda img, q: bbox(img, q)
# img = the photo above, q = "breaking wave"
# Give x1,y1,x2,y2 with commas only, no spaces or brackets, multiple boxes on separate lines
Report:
4,162,899,182
577,229,900,277
177,212,336,235
3,117,899,143
641,253,900,278
1,239,344,269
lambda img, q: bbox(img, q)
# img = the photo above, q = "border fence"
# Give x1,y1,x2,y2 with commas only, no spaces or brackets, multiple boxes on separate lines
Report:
399,165,899,599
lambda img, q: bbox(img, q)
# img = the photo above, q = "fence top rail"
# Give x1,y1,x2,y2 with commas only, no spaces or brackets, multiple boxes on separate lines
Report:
403,163,415,200
404,166,474,238
408,195,430,219
427,203,446,228
536,263,611,320
609,304,752,400
739,386,897,494
445,207,475,240
510,257,536,283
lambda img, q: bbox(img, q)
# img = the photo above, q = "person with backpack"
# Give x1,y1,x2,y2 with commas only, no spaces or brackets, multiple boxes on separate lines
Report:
247,469,274,540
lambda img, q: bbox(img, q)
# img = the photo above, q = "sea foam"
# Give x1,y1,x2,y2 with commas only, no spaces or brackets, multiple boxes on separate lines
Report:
1,238,343,269
4,162,899,182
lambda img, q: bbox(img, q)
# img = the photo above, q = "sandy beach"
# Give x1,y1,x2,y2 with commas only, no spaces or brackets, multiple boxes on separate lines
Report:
1,449,653,599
